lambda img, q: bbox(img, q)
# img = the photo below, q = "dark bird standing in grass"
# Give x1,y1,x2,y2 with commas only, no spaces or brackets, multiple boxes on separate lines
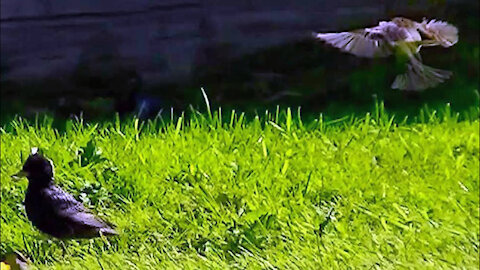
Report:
12,148,117,239
314,17,458,91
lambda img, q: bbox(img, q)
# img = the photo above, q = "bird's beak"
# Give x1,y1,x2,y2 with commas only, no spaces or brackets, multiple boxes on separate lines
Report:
11,170,28,181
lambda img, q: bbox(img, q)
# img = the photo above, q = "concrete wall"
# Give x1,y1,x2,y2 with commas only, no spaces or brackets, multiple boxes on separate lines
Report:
0,0,459,86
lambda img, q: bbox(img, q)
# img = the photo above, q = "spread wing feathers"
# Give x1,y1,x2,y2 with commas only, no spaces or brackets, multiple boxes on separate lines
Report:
315,30,392,58
391,57,452,91
402,27,422,42
44,186,117,236
419,19,458,47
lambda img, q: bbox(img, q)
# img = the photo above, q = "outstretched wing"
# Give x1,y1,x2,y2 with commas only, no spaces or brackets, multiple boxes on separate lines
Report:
314,29,392,58
418,19,458,47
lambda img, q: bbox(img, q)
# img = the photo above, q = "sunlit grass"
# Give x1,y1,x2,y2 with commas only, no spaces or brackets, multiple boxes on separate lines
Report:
1,103,479,269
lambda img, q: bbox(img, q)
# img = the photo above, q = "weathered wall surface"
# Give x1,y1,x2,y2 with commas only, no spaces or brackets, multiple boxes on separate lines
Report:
0,0,461,85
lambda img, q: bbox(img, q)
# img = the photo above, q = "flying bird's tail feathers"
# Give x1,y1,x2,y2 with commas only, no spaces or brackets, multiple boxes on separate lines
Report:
392,58,452,91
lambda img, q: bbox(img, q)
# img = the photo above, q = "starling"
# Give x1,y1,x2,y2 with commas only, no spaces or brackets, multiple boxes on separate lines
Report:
314,17,458,91
12,148,117,239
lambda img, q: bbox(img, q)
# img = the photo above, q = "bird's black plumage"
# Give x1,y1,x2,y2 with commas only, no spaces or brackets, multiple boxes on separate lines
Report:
16,150,117,239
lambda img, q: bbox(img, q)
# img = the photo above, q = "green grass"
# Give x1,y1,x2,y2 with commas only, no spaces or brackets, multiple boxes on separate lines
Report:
1,103,479,269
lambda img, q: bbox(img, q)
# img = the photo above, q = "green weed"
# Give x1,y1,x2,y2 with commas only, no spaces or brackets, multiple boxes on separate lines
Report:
1,104,479,269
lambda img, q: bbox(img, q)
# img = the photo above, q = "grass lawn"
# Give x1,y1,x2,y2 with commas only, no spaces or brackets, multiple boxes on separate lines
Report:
1,104,479,269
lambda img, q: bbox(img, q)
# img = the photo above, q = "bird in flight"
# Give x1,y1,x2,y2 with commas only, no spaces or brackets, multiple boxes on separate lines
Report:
314,17,458,91
12,148,117,239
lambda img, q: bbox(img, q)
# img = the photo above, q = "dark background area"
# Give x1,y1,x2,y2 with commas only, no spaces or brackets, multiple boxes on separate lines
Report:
1,0,478,123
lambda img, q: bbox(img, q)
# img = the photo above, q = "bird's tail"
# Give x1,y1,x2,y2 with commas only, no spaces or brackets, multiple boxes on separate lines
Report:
391,58,452,91
99,227,118,236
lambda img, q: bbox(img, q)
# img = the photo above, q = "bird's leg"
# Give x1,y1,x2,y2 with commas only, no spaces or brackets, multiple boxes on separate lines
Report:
421,40,439,47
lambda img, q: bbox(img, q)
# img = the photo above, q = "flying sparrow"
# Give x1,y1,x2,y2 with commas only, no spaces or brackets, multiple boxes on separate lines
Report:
314,17,458,91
